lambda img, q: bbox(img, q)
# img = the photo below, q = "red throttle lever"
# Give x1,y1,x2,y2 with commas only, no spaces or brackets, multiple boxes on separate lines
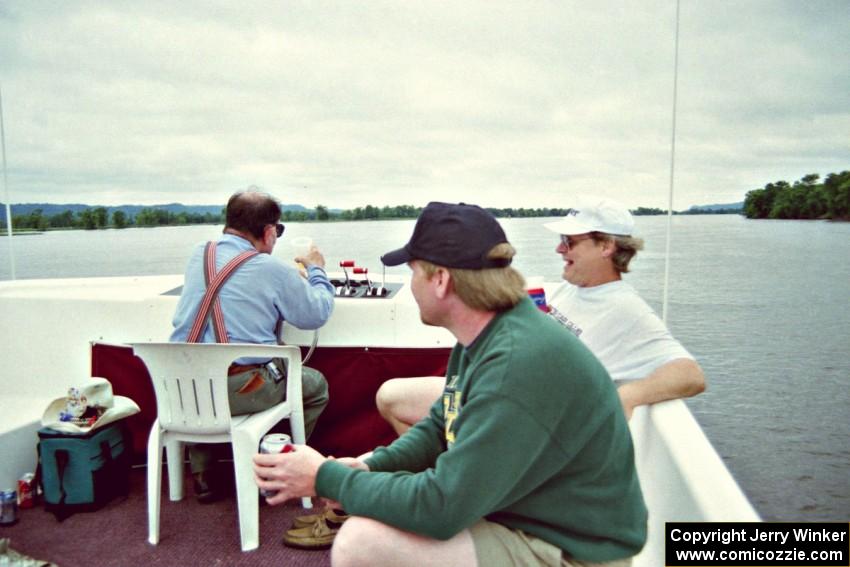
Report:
338,261,355,294
353,267,373,291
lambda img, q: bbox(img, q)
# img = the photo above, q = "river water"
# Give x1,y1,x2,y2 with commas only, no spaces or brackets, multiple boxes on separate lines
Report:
1,214,848,521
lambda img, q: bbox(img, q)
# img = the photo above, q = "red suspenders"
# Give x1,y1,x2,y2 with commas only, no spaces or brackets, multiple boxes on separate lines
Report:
186,242,259,343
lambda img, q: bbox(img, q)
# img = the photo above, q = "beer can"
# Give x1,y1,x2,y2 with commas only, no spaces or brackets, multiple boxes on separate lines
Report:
0,489,18,526
260,433,293,455
18,473,35,509
259,434,294,497
527,288,549,312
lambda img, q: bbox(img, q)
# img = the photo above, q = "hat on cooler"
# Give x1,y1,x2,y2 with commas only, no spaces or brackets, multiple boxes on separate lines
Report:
42,377,140,434
381,202,511,269
544,196,634,236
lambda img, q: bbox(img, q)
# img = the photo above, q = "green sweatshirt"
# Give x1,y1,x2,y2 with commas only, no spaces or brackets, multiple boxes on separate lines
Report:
316,297,647,562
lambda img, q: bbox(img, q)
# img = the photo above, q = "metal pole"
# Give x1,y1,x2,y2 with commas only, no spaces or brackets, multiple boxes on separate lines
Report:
662,0,680,323
0,84,16,280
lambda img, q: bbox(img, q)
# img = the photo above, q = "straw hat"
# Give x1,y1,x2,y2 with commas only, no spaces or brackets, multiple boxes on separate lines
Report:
41,377,140,434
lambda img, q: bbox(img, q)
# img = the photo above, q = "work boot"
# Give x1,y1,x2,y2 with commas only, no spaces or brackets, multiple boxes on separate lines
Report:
193,471,222,504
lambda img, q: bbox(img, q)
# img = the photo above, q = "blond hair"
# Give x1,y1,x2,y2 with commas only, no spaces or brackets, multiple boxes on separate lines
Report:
419,243,526,311
590,233,644,273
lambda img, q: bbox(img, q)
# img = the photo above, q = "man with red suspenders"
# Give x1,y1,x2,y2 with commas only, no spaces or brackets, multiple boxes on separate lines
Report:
170,189,335,503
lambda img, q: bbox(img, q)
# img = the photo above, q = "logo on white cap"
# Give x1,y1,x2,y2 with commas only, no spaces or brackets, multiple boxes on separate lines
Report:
543,197,634,236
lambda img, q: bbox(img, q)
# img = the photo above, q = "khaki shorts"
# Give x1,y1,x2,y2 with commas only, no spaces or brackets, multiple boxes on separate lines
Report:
470,520,633,567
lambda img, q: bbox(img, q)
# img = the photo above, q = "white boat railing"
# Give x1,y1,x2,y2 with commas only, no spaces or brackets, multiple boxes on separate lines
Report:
629,400,760,566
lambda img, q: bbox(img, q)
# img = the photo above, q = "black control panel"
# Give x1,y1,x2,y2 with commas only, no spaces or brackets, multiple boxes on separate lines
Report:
330,279,403,299
162,280,404,300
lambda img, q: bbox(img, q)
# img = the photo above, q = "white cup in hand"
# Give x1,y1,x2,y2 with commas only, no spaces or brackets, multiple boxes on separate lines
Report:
291,237,313,269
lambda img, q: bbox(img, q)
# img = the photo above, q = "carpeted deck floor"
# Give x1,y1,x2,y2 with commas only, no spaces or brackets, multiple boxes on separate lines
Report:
2,465,331,567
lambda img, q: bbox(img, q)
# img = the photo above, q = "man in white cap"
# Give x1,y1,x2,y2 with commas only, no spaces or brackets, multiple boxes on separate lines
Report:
541,196,705,419
376,197,704,434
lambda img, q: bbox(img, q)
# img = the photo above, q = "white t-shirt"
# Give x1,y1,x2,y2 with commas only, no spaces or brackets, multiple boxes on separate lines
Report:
547,280,693,383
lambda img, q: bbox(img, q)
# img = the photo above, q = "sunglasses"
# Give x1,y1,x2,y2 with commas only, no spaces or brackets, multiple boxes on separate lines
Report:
559,234,592,249
275,223,285,238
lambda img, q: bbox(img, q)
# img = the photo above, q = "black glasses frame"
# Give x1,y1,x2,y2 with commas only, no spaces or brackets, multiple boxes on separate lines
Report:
275,223,285,238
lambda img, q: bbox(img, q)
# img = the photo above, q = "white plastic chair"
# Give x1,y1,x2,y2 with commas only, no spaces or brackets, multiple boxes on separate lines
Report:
130,342,313,552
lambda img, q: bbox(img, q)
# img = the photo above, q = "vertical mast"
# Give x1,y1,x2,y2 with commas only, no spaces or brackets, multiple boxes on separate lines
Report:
0,84,15,280
662,0,681,323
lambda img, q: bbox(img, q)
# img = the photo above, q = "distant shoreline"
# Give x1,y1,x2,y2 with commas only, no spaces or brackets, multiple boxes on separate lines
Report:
0,210,755,234
0,203,745,232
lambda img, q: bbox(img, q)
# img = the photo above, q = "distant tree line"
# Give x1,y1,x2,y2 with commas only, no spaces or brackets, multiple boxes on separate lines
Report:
1,206,225,231
2,200,687,232
307,205,587,221
292,204,673,223
743,171,850,220
679,207,742,215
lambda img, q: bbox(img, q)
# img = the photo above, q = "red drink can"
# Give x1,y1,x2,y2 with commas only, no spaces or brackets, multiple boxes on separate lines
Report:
259,434,294,497
260,433,293,455
18,473,35,509
527,288,549,312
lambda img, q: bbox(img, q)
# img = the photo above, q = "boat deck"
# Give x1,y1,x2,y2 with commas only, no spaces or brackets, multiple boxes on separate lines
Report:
3,466,332,567
4,400,758,567
0,275,759,567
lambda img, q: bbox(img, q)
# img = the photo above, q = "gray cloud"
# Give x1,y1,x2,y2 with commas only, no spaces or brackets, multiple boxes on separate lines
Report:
1,0,848,210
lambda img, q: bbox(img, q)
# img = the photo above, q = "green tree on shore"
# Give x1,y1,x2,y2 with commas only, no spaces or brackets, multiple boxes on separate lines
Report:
744,171,849,220
112,210,128,228
50,210,75,228
93,207,109,228
823,171,850,219
79,209,96,229
27,209,48,231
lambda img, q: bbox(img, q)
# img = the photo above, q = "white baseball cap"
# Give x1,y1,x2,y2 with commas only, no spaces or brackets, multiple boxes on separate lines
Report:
544,196,634,236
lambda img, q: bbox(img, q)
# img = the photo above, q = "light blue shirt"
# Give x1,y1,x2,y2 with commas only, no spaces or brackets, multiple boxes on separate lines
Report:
170,234,334,352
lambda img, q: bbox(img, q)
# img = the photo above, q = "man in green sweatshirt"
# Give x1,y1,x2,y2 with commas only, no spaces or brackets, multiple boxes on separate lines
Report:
254,202,647,567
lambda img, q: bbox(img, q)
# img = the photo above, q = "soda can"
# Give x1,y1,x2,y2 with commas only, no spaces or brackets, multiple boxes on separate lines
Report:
259,434,294,497
527,288,549,312
18,473,36,509
0,489,18,526
260,433,293,455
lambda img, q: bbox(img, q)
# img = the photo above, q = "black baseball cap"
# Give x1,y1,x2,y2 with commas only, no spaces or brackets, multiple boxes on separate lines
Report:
381,202,512,269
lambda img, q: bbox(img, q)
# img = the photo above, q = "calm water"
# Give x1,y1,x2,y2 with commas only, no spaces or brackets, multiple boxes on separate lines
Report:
2,215,849,521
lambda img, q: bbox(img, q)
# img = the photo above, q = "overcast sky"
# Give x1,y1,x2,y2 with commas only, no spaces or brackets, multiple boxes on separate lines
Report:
1,0,848,210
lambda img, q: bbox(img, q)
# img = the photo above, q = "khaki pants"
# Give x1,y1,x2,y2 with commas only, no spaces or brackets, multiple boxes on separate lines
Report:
189,361,329,473
470,520,633,567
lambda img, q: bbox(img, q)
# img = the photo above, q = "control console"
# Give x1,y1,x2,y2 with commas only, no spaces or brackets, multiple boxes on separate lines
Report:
333,260,402,299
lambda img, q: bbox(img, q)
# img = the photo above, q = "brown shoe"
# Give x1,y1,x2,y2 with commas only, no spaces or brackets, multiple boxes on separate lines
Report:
283,510,348,550
292,507,349,529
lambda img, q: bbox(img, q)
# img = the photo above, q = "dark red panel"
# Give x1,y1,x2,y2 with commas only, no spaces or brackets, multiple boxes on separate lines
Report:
90,343,451,461
91,343,157,461
305,346,451,457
